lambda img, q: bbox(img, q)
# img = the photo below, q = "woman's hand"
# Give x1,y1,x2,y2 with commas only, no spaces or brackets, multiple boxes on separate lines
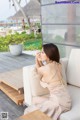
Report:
35,51,43,68
36,52,42,62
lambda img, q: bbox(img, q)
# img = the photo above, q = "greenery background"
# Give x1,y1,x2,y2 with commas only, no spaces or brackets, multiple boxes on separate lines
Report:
0,32,42,52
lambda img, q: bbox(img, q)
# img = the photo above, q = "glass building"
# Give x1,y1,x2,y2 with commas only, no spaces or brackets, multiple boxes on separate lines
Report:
41,0,80,57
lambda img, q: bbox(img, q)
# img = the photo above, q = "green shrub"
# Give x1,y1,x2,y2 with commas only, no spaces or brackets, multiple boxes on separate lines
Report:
0,32,42,52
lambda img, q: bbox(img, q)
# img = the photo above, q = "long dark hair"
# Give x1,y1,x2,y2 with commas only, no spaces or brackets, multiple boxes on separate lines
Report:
43,43,60,63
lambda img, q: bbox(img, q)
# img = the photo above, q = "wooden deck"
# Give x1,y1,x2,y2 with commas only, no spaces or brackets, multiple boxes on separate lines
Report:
0,90,26,120
0,52,35,119
0,52,35,73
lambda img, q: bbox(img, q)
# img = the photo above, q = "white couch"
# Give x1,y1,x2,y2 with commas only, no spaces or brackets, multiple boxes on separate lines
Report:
23,49,80,120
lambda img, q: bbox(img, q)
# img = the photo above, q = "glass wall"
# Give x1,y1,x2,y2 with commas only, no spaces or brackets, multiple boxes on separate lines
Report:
41,0,80,57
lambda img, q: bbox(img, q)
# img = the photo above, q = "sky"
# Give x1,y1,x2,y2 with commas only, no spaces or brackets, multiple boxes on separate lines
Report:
0,0,29,21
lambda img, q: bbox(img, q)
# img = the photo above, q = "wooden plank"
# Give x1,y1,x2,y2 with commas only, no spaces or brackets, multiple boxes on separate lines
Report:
0,78,23,92
0,82,24,105
18,88,24,94
0,80,20,91
0,80,24,94
18,110,52,120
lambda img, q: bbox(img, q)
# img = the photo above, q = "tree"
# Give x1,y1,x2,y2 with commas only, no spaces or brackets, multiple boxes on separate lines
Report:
9,0,30,27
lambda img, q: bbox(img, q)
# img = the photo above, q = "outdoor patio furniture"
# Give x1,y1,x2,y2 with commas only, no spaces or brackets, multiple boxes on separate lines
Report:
0,68,24,105
0,69,23,92
23,49,80,120
0,82,24,105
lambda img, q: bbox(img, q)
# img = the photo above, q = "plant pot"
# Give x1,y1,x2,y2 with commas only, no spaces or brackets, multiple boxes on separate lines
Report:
9,44,23,56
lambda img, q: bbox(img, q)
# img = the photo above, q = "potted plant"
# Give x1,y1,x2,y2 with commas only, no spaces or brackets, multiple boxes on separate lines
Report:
9,33,24,56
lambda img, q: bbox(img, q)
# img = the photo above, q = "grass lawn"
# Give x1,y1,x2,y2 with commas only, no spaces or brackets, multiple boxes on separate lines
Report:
24,39,42,50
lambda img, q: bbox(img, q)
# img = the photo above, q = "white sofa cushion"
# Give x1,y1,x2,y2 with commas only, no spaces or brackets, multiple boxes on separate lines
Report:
23,65,49,97
59,85,80,120
29,66,49,96
23,65,49,105
67,49,80,87
60,58,68,83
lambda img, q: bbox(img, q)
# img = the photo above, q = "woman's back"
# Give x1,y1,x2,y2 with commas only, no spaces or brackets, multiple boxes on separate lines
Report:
39,61,66,89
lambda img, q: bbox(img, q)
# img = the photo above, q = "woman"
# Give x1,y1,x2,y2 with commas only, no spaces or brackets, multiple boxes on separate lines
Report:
24,43,72,120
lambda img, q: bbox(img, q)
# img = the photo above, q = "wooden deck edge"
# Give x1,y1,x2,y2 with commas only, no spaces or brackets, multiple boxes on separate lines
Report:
0,80,23,94
0,82,24,105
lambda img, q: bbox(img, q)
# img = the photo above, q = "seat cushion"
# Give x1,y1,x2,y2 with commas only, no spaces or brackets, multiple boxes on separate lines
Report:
67,49,80,87
59,85,80,120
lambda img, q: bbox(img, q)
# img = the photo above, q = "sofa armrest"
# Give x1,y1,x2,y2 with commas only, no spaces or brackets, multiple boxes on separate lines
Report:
23,65,35,106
